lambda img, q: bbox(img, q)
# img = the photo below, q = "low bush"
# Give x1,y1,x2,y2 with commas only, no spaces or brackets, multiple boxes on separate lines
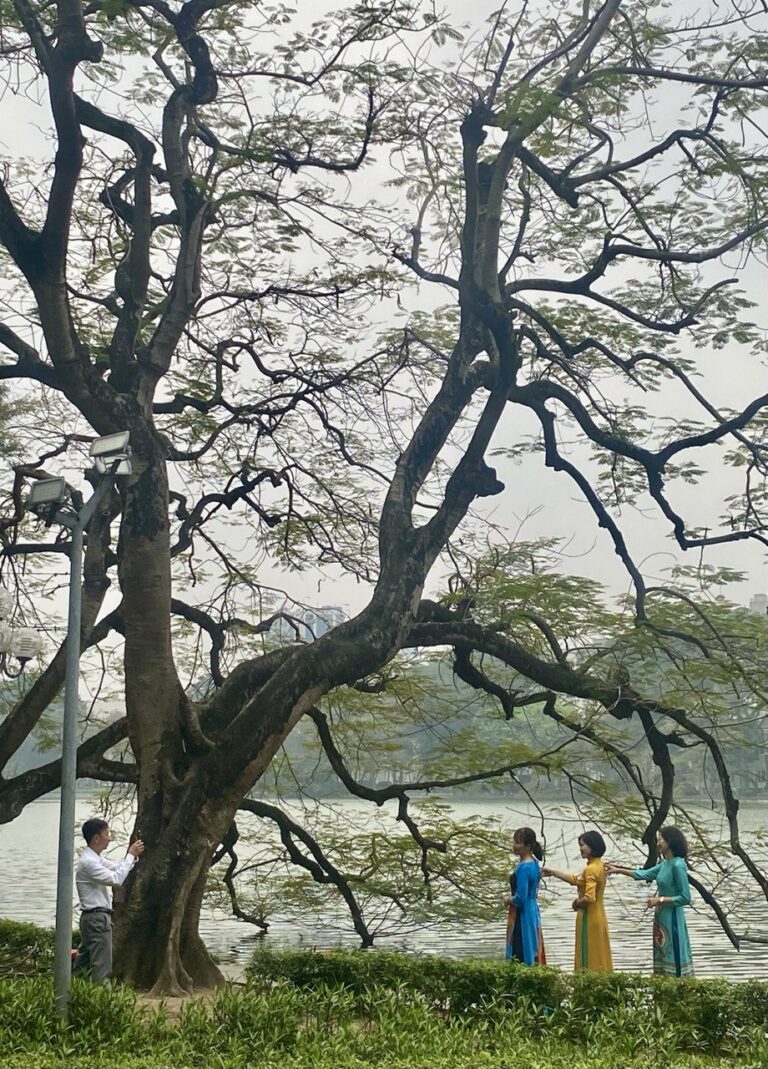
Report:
247,945,768,1060
1,972,768,1068
0,919,54,980
247,945,569,1013
0,918,80,981
1,970,768,1068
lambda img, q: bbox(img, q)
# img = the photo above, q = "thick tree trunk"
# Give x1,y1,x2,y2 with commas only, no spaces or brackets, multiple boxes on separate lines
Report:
118,445,185,833
113,796,231,994
113,439,211,992
111,669,335,990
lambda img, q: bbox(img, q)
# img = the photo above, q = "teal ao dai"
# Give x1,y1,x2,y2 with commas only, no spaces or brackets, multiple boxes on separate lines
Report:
632,856,694,977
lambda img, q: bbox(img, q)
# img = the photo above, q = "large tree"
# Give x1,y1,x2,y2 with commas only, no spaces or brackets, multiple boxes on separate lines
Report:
1,0,768,992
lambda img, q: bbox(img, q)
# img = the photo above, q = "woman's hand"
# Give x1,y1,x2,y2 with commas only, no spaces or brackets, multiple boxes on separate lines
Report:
571,897,582,911
541,867,552,877
501,893,511,909
647,895,661,909
605,863,632,877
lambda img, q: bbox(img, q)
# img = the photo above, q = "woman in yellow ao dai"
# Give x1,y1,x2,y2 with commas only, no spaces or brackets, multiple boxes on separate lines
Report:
543,829,613,971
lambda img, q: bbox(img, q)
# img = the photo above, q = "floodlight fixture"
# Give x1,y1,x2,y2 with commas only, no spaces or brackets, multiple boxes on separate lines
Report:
26,478,70,509
89,430,132,476
93,455,132,475
89,431,130,458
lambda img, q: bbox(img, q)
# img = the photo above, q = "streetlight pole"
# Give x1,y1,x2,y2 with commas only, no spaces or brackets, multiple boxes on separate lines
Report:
17,432,132,1021
52,479,113,1019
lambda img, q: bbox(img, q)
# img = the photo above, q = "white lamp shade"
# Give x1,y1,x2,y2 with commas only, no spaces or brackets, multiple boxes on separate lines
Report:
0,621,13,654
9,628,43,661
0,589,13,621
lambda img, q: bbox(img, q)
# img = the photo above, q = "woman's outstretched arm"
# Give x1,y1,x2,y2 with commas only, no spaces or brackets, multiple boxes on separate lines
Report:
542,866,578,885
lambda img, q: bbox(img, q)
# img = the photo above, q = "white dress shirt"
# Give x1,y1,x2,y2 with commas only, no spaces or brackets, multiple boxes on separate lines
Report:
76,846,136,911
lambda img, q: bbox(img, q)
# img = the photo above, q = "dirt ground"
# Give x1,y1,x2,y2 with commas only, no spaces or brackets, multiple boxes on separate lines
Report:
136,962,247,1021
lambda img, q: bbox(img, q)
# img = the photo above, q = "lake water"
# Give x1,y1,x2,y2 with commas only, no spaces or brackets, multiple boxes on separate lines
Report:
1,795,767,980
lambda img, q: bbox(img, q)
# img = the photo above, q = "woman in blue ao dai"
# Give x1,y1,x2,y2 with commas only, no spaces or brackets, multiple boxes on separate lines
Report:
607,825,694,977
505,827,546,965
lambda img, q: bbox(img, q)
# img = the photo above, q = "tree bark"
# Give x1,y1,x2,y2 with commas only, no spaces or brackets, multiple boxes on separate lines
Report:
112,437,217,993
113,801,227,994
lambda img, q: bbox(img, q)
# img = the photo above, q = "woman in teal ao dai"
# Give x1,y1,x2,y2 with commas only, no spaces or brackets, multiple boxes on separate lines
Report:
608,826,693,977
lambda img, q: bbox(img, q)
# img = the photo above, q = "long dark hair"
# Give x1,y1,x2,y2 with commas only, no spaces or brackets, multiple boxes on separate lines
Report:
513,826,544,862
578,830,606,858
659,826,689,859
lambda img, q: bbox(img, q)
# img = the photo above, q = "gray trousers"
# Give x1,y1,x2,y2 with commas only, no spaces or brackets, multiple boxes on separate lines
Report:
73,910,113,983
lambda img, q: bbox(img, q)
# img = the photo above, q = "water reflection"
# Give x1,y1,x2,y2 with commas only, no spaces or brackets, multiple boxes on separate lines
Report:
1,796,766,980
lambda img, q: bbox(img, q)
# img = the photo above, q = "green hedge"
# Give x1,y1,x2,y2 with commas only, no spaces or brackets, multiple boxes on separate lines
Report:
0,919,79,980
0,920,55,980
247,946,567,1013
247,946,768,1054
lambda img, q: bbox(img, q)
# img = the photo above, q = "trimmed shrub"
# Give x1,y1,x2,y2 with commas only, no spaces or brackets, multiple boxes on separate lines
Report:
246,944,768,1054
0,920,55,980
0,920,55,954
247,945,568,1013
0,918,80,981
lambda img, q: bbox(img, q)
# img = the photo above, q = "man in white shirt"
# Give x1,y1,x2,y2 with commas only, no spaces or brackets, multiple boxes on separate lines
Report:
73,818,144,983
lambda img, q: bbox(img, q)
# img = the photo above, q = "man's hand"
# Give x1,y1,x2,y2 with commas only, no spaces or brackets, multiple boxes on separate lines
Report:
128,839,145,858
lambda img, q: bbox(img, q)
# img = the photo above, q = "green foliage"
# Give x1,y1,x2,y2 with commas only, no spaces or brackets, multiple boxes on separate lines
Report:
248,946,567,1013
0,919,78,981
1,921,768,1067
3,958,768,1068
4,923,766,1069
207,797,514,937
0,977,169,1065
244,948,768,1064
0,920,54,981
